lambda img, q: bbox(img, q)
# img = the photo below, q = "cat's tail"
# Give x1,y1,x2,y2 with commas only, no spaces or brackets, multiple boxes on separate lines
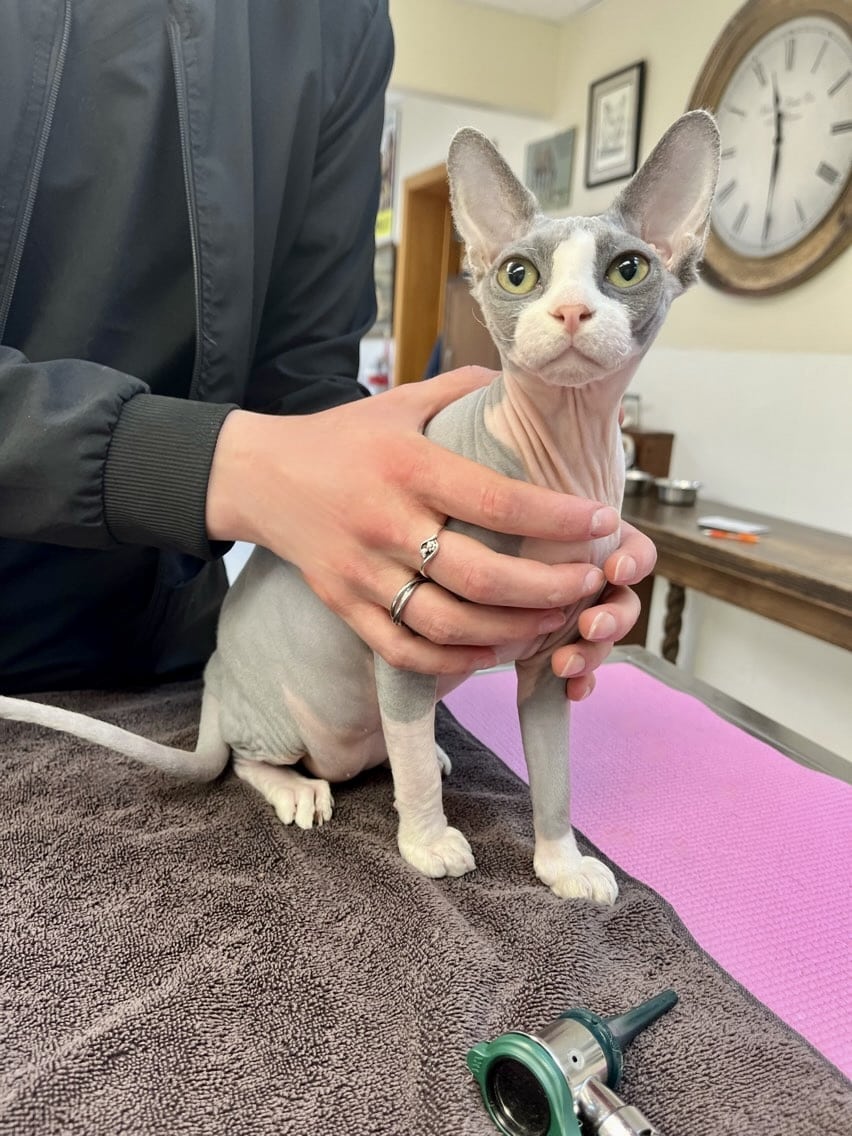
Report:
0,691,229,781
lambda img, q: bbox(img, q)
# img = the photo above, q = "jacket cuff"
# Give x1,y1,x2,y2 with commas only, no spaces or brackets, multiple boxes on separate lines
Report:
104,393,237,559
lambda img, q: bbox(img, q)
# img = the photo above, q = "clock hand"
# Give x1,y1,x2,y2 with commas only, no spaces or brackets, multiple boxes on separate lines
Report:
762,74,783,245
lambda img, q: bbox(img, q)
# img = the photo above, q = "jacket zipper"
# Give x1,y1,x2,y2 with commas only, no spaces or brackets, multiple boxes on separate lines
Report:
167,16,203,399
0,0,72,343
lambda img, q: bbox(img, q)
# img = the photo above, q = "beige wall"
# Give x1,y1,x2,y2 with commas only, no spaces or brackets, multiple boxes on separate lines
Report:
389,0,559,117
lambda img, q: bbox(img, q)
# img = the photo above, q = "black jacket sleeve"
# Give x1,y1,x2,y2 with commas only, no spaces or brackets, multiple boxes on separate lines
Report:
244,0,394,416
0,345,233,557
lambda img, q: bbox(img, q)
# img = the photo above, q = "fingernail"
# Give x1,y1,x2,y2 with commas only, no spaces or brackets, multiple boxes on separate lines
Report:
589,612,617,640
560,653,585,677
584,569,604,595
473,652,497,671
539,612,567,633
613,555,637,584
591,507,619,537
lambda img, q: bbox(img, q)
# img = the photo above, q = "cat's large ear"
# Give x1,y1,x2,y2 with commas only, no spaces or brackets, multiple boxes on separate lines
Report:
448,129,538,277
611,110,720,285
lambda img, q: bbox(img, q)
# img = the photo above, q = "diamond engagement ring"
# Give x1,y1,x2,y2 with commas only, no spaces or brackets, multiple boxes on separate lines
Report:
389,574,429,626
418,530,442,579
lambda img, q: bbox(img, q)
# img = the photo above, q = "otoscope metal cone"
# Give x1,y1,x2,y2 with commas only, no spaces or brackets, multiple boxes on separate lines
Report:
604,989,679,1052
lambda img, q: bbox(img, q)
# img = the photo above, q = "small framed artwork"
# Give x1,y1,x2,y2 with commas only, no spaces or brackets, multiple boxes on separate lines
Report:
524,128,575,212
370,243,395,338
585,61,645,188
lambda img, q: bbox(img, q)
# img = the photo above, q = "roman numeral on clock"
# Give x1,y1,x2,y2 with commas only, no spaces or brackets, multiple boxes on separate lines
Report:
816,161,840,185
717,179,737,205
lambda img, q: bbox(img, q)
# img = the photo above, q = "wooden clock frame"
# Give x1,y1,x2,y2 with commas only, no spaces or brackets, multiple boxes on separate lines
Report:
687,0,852,295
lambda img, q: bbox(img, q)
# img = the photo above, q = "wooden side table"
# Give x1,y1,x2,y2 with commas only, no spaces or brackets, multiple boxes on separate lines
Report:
621,496,852,663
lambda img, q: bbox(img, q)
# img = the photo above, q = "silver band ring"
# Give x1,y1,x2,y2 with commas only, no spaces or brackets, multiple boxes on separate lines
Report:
419,530,442,579
390,574,429,626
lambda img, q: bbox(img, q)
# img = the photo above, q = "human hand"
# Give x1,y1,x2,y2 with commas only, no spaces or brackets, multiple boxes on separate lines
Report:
550,521,657,701
206,366,627,676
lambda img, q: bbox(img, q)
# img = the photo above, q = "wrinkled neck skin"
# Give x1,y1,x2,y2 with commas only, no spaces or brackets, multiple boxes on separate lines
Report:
484,360,640,509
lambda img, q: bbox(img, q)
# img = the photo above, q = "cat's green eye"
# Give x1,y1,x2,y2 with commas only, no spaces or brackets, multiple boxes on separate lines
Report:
497,257,540,295
605,253,650,289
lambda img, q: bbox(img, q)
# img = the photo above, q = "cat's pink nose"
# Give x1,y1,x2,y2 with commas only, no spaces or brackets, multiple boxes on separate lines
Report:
551,303,593,335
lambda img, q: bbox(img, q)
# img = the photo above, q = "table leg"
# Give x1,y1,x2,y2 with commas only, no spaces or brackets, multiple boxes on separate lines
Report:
662,583,685,664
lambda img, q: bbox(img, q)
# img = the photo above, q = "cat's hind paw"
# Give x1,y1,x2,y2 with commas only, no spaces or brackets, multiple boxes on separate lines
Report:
534,838,618,904
399,825,476,879
233,759,334,830
273,776,334,830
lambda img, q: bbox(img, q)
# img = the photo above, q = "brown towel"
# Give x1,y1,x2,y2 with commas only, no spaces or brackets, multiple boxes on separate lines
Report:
1,682,849,1135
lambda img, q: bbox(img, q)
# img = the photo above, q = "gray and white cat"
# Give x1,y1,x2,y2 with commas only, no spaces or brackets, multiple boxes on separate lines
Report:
0,112,719,902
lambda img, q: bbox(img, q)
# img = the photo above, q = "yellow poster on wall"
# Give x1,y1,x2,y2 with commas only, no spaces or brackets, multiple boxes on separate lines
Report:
376,104,399,243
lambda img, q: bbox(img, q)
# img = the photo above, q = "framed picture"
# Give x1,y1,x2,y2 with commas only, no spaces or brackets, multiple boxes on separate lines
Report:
585,61,645,188
369,243,395,338
524,128,575,212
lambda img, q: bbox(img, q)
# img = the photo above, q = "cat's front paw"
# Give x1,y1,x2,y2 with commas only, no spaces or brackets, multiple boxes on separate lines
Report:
534,837,618,904
399,825,476,879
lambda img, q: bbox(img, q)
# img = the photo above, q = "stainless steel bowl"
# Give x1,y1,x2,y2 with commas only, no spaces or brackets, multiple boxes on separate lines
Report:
655,478,701,505
623,469,655,497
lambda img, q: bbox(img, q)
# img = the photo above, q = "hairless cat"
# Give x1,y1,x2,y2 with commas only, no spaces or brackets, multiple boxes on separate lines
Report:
0,112,719,902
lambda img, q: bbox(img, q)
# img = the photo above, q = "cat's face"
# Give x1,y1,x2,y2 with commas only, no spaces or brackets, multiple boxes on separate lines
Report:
448,112,720,390
473,214,681,387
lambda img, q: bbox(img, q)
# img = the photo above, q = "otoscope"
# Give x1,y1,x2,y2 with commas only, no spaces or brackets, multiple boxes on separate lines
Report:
467,989,677,1135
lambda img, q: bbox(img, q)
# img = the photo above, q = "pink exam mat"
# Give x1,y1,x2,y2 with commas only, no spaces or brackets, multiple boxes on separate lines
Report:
444,662,852,1077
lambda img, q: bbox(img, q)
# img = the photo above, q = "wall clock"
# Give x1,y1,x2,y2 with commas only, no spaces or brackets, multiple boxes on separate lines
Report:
688,0,852,294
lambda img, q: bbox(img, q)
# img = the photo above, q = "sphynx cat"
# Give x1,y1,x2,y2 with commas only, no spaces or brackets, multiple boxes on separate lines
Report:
0,112,719,902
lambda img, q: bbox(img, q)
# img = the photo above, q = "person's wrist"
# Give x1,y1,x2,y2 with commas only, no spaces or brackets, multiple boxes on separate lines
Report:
206,408,261,543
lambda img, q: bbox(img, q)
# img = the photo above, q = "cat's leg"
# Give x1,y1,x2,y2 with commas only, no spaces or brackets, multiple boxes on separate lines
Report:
436,743,452,777
232,757,334,830
383,744,450,776
515,659,618,903
374,655,475,878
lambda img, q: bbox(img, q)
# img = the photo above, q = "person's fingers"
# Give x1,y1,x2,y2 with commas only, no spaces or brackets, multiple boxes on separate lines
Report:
565,670,597,703
340,597,498,675
576,584,642,643
551,639,614,681
419,449,620,544
381,572,568,647
602,520,657,586
408,529,606,609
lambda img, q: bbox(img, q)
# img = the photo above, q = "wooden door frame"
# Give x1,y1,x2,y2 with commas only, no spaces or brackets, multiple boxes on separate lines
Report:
392,163,461,385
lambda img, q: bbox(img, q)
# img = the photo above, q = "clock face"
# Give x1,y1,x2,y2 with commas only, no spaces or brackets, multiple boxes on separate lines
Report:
712,15,852,259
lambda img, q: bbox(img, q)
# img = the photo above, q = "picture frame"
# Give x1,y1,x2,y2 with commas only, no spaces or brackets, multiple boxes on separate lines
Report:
523,127,576,213
369,243,395,338
585,61,645,188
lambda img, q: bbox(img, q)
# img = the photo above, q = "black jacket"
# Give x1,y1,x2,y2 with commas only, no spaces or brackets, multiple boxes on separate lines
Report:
0,0,393,692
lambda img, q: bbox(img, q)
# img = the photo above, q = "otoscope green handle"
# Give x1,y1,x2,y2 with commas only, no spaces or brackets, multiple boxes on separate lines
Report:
467,989,678,1136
